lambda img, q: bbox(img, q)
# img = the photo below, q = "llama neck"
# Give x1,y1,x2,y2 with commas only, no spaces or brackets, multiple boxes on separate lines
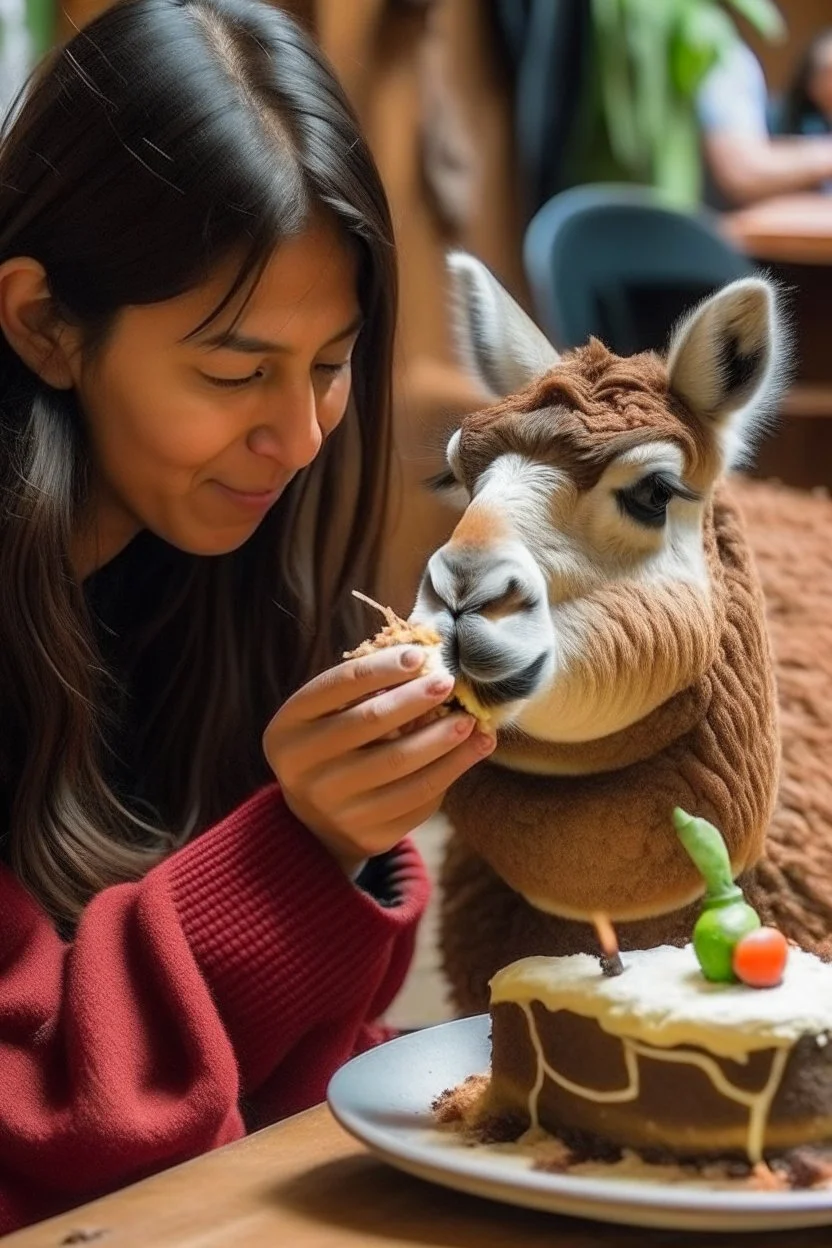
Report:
494,678,713,776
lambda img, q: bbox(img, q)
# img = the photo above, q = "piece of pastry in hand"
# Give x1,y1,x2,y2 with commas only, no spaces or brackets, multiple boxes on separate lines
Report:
344,591,493,735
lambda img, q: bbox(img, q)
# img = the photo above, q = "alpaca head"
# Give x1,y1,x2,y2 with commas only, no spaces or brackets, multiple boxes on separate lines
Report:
410,254,788,745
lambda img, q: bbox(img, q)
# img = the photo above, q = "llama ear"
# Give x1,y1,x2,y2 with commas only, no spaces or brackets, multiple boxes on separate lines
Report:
667,278,790,470
447,251,560,399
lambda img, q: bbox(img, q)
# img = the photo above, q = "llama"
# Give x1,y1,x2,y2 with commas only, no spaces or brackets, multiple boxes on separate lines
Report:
411,253,832,1015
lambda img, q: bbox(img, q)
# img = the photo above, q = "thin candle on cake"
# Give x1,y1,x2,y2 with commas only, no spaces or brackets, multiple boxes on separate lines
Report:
592,912,625,977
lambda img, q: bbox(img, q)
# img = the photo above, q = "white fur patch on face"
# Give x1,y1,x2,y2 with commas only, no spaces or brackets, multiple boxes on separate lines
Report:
477,447,713,740
474,453,570,531
508,440,714,743
577,440,710,593
475,445,708,599
602,440,686,484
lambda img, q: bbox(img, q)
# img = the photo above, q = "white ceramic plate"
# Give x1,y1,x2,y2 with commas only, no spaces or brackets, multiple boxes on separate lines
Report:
327,1014,832,1233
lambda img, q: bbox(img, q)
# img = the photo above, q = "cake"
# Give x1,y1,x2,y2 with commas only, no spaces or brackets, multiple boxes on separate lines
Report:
485,943,832,1166
434,809,832,1185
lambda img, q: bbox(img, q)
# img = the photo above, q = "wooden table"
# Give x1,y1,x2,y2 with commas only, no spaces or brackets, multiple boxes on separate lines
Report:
5,1103,832,1248
723,193,832,266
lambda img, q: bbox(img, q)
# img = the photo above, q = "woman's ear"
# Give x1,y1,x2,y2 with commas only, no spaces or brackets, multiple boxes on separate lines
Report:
0,258,80,389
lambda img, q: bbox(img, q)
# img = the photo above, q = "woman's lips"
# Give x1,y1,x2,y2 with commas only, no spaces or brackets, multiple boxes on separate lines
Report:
212,481,283,511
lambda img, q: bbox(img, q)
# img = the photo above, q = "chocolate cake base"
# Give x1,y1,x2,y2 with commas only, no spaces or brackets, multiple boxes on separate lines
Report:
487,1000,832,1162
484,945,832,1166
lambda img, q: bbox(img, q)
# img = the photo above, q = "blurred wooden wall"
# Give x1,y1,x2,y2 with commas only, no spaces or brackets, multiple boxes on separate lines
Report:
58,0,527,612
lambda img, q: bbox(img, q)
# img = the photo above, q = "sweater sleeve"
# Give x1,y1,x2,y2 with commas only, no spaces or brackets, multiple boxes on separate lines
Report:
0,785,430,1234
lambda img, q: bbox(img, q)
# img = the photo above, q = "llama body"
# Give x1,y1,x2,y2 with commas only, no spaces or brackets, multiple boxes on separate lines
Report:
412,256,832,1014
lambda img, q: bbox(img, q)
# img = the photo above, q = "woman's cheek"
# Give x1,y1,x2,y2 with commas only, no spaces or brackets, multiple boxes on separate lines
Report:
131,400,244,467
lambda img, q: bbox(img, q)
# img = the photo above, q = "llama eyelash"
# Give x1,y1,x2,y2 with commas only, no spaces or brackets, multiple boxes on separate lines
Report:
616,472,702,528
628,472,701,502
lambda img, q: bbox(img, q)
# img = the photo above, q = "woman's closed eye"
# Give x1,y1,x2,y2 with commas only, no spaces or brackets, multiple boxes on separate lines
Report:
202,368,266,389
200,358,352,389
314,358,352,380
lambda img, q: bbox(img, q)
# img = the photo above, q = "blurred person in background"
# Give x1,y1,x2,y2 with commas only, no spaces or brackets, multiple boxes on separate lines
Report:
777,26,832,138
697,35,832,207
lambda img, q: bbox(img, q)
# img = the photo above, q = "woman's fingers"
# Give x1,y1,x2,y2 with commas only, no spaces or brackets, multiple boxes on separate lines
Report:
310,710,476,806
279,672,463,776
281,646,433,723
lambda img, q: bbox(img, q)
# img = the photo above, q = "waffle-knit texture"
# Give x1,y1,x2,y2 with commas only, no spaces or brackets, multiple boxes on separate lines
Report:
0,784,429,1233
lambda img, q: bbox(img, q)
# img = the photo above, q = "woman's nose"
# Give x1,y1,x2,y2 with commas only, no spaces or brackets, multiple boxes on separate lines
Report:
247,388,323,471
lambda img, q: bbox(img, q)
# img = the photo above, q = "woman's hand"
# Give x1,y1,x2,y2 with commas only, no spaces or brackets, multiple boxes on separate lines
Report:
263,646,496,873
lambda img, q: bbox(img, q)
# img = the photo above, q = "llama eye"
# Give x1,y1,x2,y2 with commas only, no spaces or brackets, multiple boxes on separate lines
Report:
617,474,674,528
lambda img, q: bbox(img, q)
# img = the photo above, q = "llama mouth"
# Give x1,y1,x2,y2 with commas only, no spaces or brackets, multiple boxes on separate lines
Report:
462,652,548,708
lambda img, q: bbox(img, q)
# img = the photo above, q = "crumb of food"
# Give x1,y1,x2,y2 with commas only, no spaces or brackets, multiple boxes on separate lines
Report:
775,1148,832,1189
748,1161,791,1191
699,1160,751,1181
529,1138,574,1173
473,1113,530,1145
432,1073,491,1126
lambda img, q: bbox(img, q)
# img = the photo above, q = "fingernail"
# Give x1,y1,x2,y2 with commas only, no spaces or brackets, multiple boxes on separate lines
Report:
453,716,474,737
475,732,497,754
428,676,454,697
400,648,424,670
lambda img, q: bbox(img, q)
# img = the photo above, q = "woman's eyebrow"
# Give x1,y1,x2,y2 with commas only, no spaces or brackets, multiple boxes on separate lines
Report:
200,313,364,354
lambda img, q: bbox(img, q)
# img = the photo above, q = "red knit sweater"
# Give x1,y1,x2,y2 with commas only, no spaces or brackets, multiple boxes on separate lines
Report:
0,784,429,1235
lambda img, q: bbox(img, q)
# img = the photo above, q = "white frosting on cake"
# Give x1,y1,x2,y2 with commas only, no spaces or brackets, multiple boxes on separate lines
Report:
489,944,832,1060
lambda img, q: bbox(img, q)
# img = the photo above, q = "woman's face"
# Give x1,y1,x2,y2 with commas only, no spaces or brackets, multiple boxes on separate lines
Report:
71,214,361,574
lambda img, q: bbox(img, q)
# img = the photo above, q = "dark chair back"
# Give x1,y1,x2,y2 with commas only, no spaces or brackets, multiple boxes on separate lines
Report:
523,184,756,355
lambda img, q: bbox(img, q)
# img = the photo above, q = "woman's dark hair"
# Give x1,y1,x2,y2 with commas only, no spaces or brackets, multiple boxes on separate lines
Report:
779,28,832,136
0,0,397,924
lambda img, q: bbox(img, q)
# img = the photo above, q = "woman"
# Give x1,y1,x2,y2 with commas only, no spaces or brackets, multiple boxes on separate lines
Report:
779,27,832,139
0,0,494,1231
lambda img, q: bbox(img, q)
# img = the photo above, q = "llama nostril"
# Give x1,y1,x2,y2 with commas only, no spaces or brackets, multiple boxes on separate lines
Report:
477,578,535,622
429,552,535,615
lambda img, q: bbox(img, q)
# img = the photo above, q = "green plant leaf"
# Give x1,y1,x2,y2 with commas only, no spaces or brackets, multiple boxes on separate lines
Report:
671,0,739,98
670,32,719,98
625,0,675,171
653,91,702,207
591,0,642,171
723,0,788,43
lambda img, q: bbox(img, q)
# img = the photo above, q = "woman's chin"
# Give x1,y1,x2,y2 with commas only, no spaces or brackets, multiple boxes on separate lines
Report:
158,522,260,557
